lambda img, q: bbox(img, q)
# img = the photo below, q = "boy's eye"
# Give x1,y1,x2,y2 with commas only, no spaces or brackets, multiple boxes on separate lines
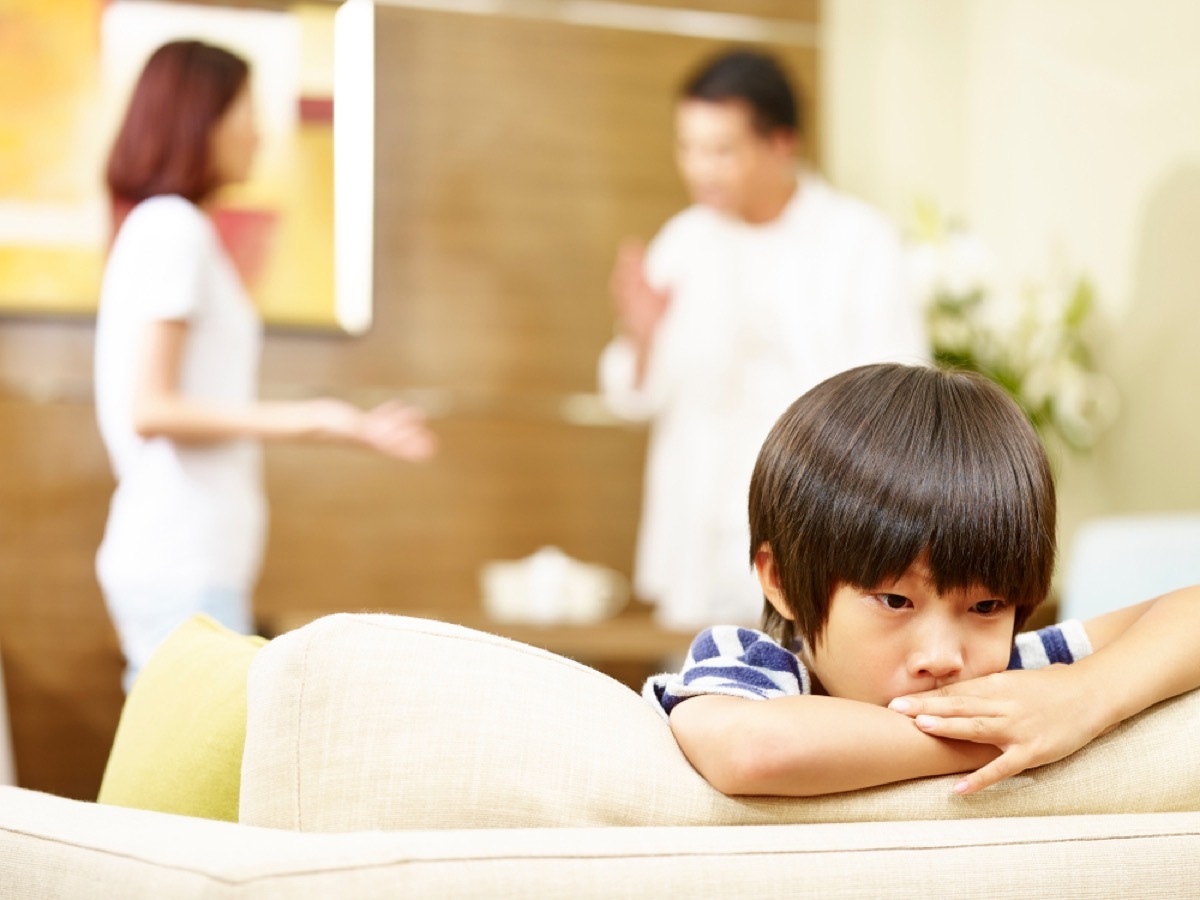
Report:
877,594,912,610
971,599,1009,615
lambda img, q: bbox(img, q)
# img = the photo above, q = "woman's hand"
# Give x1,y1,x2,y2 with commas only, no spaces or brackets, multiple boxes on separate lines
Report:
358,400,437,461
888,666,1114,795
307,398,436,461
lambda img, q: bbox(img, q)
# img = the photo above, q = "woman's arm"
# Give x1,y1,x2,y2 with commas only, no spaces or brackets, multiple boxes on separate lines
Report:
670,692,998,796
890,585,1200,795
133,320,435,460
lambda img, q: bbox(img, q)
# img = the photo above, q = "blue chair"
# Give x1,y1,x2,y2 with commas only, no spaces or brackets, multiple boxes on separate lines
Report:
1060,513,1200,622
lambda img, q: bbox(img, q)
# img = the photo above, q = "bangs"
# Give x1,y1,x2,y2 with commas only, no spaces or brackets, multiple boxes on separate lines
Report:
834,380,1055,609
752,365,1056,646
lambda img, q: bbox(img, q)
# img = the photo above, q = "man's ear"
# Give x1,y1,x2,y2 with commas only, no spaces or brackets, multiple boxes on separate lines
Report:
754,542,793,621
769,128,799,163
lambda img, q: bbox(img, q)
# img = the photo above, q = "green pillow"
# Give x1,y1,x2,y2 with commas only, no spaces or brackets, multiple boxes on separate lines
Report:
97,613,266,821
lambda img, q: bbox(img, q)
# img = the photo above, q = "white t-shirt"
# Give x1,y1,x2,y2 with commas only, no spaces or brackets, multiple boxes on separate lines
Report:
94,195,266,594
599,175,928,629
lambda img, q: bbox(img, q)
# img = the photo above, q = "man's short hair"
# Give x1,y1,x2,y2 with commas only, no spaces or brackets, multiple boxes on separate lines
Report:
681,47,802,137
749,364,1056,650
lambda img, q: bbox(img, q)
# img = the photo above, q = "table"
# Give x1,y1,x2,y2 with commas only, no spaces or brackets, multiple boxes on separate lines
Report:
262,601,698,689
0,646,15,786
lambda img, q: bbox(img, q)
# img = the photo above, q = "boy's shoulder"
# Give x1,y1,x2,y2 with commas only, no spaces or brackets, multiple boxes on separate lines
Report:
686,625,798,668
642,626,811,720
1009,619,1094,670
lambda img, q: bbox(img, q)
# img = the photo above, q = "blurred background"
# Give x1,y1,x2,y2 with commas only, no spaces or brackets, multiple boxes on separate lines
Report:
2,0,1199,800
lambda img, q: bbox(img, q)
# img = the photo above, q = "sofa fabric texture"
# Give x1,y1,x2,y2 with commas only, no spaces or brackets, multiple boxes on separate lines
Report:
4,786,1200,899
240,613,1200,833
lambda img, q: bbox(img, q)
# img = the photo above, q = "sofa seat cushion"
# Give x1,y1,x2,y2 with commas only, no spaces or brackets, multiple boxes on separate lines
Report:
239,613,1200,832
99,614,266,821
7,786,1200,898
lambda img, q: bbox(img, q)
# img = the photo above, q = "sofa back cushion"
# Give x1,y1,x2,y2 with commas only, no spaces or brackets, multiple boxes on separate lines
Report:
239,613,1200,831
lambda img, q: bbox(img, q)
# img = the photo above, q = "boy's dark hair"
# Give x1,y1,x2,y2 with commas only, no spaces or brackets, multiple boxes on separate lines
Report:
749,364,1056,650
681,47,802,138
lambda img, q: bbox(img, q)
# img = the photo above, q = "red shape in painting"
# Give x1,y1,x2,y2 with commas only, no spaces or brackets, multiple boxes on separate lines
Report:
299,95,333,124
213,206,278,290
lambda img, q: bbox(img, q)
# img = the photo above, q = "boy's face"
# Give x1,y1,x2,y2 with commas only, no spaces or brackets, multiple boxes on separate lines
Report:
757,549,1016,706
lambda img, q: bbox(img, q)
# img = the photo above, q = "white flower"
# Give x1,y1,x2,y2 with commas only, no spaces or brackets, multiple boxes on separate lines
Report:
908,232,995,309
907,242,948,304
928,312,975,354
1052,368,1120,450
978,287,1024,340
942,232,995,299
912,205,1115,452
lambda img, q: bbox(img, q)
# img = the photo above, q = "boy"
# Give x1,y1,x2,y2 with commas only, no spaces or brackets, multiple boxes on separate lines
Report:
646,364,1200,796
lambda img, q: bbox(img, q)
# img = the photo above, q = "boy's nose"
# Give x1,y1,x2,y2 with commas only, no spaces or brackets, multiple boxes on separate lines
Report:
907,629,965,682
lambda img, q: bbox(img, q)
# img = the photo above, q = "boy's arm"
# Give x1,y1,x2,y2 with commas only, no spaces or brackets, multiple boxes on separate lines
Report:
892,585,1200,796
670,692,999,796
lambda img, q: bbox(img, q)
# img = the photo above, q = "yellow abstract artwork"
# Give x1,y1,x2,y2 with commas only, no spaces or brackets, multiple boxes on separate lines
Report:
0,0,106,313
0,0,347,331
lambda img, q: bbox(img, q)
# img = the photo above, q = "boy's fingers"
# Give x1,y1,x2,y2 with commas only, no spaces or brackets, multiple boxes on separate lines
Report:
912,713,1000,743
889,695,1003,718
888,685,959,711
954,752,1028,796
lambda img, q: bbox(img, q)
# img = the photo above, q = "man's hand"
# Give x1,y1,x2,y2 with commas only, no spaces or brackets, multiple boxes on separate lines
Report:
610,239,671,362
888,666,1114,795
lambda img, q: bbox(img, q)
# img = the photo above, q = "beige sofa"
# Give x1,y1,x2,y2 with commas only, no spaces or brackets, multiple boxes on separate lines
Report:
3,613,1200,897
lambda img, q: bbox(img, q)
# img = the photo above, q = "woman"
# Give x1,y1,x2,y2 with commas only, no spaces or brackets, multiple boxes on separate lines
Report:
95,40,434,692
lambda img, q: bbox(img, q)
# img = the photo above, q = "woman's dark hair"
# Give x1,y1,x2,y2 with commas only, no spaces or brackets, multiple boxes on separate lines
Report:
681,47,802,137
749,364,1056,650
106,40,250,211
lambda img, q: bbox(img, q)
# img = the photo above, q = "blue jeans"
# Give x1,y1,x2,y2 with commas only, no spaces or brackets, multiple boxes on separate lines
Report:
102,585,253,693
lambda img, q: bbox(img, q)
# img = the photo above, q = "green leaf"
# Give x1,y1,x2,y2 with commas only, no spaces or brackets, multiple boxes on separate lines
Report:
913,197,944,243
1063,277,1094,329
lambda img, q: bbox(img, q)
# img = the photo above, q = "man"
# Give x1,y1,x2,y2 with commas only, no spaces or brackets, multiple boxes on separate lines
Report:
599,48,926,631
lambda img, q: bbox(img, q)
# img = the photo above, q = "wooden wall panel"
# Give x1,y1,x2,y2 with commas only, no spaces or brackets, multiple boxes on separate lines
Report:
257,417,648,620
359,6,819,392
0,1,819,799
0,398,124,798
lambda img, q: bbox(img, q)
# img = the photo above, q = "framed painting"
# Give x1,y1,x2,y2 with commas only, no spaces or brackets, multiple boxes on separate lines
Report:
0,0,373,333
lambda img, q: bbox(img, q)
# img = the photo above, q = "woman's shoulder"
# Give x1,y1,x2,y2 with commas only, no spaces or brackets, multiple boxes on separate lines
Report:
119,195,212,245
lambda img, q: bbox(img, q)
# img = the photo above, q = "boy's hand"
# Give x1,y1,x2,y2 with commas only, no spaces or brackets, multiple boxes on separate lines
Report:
888,666,1114,796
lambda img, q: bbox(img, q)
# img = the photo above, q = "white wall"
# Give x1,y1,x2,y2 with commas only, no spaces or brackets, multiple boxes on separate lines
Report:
822,0,1200,584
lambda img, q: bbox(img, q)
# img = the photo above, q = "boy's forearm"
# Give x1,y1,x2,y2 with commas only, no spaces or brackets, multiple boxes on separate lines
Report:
670,694,998,797
1080,585,1200,729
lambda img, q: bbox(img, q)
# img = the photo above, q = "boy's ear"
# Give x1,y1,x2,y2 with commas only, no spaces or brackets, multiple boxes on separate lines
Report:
754,542,793,621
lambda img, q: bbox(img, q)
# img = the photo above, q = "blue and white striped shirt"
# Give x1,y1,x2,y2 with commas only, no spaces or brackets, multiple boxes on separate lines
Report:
643,620,1093,720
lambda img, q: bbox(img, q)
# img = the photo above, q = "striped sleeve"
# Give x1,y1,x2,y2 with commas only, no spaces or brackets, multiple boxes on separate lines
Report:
1008,619,1093,670
642,626,809,721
